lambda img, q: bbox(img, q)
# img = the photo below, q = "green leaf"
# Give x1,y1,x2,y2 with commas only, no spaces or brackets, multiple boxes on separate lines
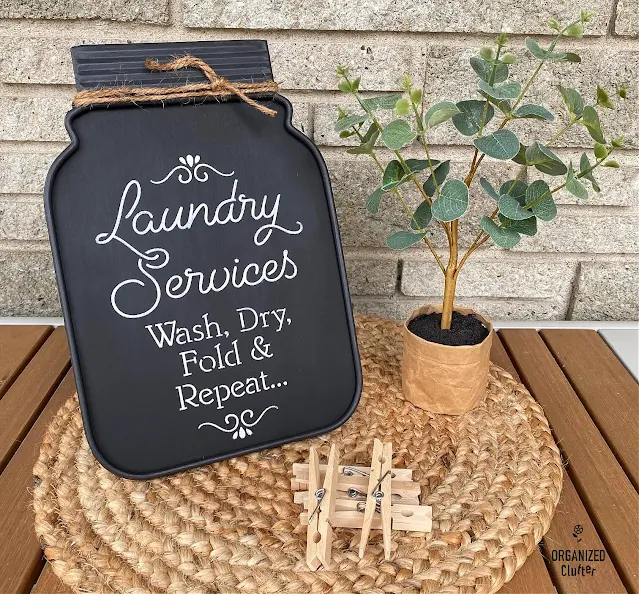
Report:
470,56,509,83
346,124,380,154
531,196,557,221
525,142,568,176
499,214,538,236
479,46,495,60
350,77,361,92
477,91,512,115
480,216,521,248
564,52,582,63
525,37,548,59
500,179,528,203
334,113,368,133
424,101,461,128
380,120,416,150
525,179,556,221
380,159,432,191
387,230,426,250
499,194,535,219
582,106,606,143
526,179,556,221
565,162,588,200
558,86,584,118
477,80,522,100
452,100,494,136
580,153,601,192
512,104,554,121
366,188,383,214
525,38,574,61
604,160,620,168
381,160,406,191
395,98,410,116
474,130,520,160
563,23,584,37
597,85,614,109
594,142,608,159
479,177,500,200
431,179,469,222
512,143,528,165
339,130,356,138
423,160,450,197
338,80,352,93
405,158,436,174
410,201,432,230
360,93,404,110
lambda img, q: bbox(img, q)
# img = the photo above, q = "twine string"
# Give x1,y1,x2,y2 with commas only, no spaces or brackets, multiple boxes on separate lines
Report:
72,54,279,116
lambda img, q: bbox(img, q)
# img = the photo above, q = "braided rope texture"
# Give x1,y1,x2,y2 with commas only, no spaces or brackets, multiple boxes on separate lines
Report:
33,315,563,594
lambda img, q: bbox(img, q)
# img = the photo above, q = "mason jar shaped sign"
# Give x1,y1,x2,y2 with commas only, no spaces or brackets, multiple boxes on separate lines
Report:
45,41,361,479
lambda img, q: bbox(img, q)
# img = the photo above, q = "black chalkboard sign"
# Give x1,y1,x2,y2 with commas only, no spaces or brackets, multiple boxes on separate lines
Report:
45,41,361,479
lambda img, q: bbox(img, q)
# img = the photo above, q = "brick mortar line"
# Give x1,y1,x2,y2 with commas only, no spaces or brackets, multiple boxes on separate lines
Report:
319,144,639,159
352,294,571,303
0,194,43,202
608,0,621,36
565,261,583,318
1,140,638,161
0,22,637,48
0,141,69,152
343,247,639,261
556,204,639,214
1,239,638,263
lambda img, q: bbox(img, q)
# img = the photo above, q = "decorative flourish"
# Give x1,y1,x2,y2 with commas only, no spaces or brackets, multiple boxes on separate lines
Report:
150,154,234,185
198,405,278,440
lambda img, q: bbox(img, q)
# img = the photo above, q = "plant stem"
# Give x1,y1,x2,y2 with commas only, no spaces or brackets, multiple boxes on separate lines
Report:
456,23,583,277
411,101,442,196
525,149,613,210
344,74,453,248
457,147,613,276
441,219,459,329
351,125,446,273
463,23,576,189
477,44,504,138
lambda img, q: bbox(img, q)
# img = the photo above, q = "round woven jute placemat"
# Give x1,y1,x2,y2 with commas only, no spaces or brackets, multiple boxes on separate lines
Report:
33,315,563,594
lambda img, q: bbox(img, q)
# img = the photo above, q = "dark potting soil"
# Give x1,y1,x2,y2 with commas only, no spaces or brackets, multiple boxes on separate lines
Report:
407,311,489,346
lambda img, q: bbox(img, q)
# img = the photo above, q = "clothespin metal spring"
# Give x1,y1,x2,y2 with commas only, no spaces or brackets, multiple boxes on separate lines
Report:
308,488,326,524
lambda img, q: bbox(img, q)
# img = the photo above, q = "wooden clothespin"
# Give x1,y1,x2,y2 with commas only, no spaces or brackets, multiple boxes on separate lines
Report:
295,440,432,567
359,439,393,560
306,444,338,571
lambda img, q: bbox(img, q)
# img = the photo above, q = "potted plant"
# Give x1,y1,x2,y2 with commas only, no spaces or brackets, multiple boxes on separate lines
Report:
334,13,626,414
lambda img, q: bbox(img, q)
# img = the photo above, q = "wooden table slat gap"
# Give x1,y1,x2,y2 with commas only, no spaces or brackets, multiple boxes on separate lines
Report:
0,327,71,474
32,563,72,594
490,332,558,594
540,471,627,593
499,329,639,593
0,325,53,401
540,329,639,492
500,330,633,592
0,370,77,594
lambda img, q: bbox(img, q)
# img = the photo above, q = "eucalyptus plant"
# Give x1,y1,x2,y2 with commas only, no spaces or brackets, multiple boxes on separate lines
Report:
335,12,626,330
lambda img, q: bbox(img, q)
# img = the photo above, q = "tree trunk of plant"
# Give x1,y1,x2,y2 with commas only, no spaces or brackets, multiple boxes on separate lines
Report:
441,220,459,330
441,268,457,329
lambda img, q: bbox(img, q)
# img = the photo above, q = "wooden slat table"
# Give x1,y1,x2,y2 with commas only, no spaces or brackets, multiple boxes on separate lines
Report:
0,324,637,594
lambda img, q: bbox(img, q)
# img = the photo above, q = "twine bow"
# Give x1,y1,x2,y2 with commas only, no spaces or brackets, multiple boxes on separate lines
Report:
73,55,279,117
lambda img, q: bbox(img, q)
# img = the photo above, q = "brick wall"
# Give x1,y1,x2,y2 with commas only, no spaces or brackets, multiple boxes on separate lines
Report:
0,0,637,321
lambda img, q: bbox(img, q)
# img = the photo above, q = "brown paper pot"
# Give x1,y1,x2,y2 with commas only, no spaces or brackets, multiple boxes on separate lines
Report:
402,304,493,415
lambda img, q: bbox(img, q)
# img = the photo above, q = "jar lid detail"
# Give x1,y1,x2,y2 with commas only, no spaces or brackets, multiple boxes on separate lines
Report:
71,40,273,91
